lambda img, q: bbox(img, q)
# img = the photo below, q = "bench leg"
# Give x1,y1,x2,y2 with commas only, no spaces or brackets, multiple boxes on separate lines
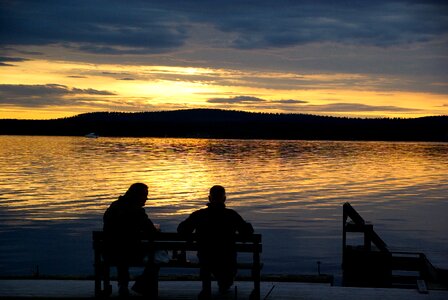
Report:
94,262,112,298
250,267,261,300
103,263,112,297
251,249,262,300
94,263,101,298
132,264,160,298
144,265,159,299
200,266,212,298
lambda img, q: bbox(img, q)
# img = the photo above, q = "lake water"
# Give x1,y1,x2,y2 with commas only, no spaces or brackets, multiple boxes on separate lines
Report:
0,136,447,279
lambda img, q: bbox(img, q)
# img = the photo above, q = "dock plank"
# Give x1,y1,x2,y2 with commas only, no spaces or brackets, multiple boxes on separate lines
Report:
1,280,447,299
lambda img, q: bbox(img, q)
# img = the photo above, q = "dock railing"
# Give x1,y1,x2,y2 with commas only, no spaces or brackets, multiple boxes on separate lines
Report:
342,202,445,291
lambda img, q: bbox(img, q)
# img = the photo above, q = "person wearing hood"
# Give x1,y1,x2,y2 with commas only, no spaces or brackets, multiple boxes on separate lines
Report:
177,185,254,299
103,182,159,298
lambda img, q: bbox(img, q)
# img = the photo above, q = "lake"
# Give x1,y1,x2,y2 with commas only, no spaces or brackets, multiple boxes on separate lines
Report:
0,136,447,280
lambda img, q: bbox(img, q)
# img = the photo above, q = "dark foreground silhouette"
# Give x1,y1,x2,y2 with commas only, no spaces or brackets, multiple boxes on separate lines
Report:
342,202,448,290
1,109,447,141
103,183,159,298
178,185,254,299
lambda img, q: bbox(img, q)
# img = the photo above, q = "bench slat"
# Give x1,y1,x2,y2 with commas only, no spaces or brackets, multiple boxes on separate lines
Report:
93,231,262,243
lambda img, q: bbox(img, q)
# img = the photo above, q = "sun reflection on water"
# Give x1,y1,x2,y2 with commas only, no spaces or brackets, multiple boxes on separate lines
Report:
0,137,447,219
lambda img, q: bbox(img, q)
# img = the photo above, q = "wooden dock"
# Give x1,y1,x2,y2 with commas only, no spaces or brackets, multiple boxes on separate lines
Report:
342,202,447,290
1,280,447,299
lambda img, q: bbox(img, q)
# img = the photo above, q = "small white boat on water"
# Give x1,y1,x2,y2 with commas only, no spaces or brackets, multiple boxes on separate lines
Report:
85,132,99,138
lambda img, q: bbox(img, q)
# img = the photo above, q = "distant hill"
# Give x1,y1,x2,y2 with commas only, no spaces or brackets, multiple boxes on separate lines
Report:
1,109,447,141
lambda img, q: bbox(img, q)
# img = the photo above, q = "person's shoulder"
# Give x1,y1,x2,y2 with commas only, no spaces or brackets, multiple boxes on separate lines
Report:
110,198,125,207
225,207,239,213
105,200,120,212
193,207,208,215
135,206,149,216
189,207,213,219
225,208,243,217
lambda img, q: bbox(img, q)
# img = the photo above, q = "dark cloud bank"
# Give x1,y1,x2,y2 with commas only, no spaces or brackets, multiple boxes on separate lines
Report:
0,56,30,66
0,85,418,114
0,84,116,107
207,96,307,104
1,0,447,54
206,95,418,113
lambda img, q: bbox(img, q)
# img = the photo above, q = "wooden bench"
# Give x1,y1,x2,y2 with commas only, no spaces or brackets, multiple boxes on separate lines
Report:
93,231,262,299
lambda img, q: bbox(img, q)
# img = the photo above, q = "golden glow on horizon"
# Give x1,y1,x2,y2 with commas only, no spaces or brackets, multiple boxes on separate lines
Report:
0,59,447,119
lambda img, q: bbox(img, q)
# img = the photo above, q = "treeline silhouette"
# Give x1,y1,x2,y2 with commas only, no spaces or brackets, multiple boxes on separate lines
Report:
1,109,447,141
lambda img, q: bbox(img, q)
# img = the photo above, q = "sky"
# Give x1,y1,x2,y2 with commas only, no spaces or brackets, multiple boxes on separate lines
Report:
0,0,447,119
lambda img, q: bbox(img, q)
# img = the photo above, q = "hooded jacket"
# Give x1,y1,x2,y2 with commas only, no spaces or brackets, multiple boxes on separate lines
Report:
103,195,157,263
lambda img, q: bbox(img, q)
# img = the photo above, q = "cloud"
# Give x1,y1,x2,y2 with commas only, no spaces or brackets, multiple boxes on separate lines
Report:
0,1,188,54
207,96,266,104
210,1,448,49
1,1,446,103
272,99,308,104
0,84,116,107
206,96,416,113
0,56,30,66
207,96,308,104
98,71,138,81
71,88,115,95
0,56,30,62
1,1,446,55
207,95,417,113
302,103,419,112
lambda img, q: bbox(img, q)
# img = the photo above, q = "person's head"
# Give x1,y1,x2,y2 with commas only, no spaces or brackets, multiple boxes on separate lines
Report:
124,182,148,207
208,185,226,204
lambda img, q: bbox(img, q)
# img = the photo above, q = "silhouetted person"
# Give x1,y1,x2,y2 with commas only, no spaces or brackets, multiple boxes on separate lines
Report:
103,183,159,298
177,185,254,299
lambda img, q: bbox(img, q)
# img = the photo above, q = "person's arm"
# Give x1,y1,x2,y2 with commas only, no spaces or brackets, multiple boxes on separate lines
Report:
103,205,119,233
138,208,158,236
233,211,254,236
177,212,198,234
145,216,159,235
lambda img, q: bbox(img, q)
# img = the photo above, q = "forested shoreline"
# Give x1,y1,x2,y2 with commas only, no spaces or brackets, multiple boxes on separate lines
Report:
1,109,447,141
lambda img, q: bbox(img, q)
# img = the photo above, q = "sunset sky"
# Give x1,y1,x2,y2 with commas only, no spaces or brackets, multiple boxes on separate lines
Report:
1,0,447,119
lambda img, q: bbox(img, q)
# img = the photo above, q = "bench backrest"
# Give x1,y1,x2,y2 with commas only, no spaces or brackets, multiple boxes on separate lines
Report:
93,231,262,253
